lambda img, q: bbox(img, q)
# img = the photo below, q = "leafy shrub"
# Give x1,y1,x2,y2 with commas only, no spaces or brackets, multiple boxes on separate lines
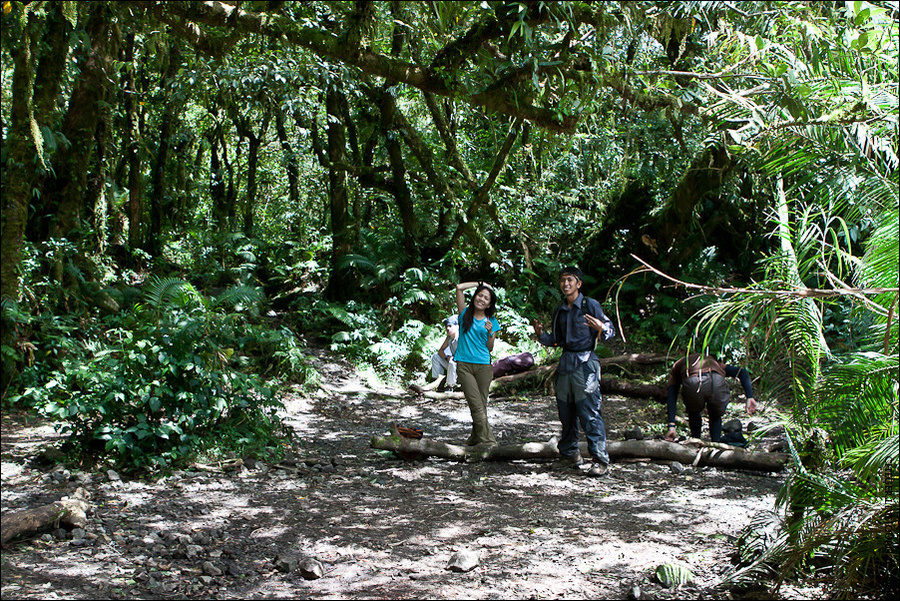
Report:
12,277,286,471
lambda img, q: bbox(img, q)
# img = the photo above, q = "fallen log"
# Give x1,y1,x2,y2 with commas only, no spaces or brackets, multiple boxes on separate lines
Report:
1,487,91,546
605,439,789,471
370,434,789,471
490,353,668,400
596,353,670,367
411,353,669,397
490,365,556,389
599,379,667,402
415,373,667,402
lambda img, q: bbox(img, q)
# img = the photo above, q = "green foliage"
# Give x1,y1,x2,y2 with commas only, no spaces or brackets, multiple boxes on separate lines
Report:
0,4,897,594
11,278,287,472
712,188,899,599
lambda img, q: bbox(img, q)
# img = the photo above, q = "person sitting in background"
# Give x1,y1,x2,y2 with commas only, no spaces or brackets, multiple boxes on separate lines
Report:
428,316,459,391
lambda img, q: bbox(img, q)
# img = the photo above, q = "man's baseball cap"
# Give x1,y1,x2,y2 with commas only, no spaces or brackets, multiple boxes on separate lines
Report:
560,266,583,281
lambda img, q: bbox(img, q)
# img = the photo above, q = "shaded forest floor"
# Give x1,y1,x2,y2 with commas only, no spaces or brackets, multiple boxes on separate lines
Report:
2,348,827,600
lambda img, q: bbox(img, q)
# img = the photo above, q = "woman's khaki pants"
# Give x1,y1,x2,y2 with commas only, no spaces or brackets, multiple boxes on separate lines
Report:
456,361,496,445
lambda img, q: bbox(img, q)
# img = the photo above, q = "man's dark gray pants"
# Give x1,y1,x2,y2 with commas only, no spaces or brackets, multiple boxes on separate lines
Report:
555,358,609,464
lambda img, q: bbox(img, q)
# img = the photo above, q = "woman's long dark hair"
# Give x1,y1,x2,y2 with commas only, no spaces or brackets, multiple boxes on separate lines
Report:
461,284,498,334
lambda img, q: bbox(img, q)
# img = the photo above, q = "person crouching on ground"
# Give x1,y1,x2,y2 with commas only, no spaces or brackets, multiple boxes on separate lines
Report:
532,267,616,477
454,281,501,448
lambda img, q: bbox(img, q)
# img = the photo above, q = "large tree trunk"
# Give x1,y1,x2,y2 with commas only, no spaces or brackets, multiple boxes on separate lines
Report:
1,18,38,305
208,124,228,228
1,488,90,546
85,114,112,253
370,430,789,471
274,111,301,222
20,3,72,245
147,43,182,257
0,14,40,393
323,83,358,301
46,5,118,245
240,111,270,237
43,4,117,257
374,85,418,261
123,32,144,249
654,145,734,259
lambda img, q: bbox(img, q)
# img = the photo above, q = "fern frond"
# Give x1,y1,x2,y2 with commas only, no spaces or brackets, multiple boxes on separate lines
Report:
212,285,264,310
337,254,376,272
325,305,356,327
142,277,205,316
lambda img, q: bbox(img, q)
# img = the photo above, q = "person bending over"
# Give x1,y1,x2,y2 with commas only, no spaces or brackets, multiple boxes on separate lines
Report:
664,353,758,442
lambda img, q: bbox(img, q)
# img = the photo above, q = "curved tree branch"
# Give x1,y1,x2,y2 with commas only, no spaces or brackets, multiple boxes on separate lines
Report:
629,254,899,316
148,1,579,132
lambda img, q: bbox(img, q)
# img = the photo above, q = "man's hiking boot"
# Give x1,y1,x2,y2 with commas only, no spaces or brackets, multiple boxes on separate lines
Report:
551,453,583,471
587,461,609,477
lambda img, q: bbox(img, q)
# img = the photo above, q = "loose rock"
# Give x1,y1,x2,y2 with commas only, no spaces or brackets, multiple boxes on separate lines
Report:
201,561,222,577
299,558,324,580
447,549,480,573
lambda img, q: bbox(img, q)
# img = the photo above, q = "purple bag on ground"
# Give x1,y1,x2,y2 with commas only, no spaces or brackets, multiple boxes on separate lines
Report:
492,352,535,379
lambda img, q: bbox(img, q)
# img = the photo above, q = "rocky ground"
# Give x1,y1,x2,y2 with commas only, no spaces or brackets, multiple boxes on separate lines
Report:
1,348,826,600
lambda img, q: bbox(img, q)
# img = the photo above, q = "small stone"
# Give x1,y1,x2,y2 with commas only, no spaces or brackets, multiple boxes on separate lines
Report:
71,471,91,484
51,469,71,483
447,549,480,572
623,426,644,441
185,544,203,558
38,446,67,463
275,554,299,573
202,561,222,577
723,419,742,433
669,461,685,474
107,469,121,481
299,558,324,580
71,528,86,540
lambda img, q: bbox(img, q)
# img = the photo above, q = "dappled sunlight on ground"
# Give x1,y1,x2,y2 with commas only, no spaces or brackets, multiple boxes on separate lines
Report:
2,348,813,599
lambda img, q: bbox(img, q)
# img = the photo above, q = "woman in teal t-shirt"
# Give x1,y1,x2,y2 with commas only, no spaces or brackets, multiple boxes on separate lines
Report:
454,281,501,447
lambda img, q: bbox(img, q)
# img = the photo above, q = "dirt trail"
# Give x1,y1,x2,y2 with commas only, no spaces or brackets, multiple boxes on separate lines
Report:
2,348,820,600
